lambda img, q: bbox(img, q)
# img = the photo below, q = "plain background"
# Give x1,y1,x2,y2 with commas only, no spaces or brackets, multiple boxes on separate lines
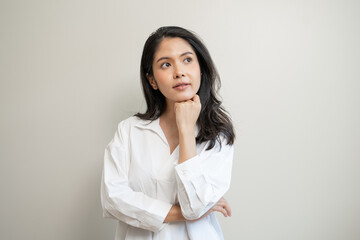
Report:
0,0,359,239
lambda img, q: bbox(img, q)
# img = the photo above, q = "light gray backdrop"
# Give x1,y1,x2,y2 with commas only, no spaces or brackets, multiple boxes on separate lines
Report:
0,0,359,239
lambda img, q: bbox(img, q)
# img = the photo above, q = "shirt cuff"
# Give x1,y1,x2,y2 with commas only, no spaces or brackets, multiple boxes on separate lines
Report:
174,155,202,180
148,200,173,232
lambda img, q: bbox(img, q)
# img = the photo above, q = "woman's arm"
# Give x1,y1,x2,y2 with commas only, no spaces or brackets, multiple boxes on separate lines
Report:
101,120,173,232
174,94,201,164
164,205,185,222
174,142,234,220
174,95,234,220
164,197,232,223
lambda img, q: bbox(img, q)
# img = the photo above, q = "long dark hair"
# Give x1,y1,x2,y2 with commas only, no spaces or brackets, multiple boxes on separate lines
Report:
135,26,235,150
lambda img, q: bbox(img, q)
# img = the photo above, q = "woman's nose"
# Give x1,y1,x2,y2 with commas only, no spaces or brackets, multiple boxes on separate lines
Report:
173,64,185,79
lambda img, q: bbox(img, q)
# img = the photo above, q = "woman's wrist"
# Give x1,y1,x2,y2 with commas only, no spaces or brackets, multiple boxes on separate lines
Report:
178,128,197,164
178,126,195,139
164,205,185,223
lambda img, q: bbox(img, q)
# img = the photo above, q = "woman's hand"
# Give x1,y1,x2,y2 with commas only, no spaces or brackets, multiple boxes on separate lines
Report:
174,94,201,133
189,197,232,222
209,197,232,217
165,197,231,223
176,94,201,164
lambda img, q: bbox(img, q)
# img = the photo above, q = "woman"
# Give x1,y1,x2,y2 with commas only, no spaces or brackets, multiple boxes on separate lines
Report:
101,26,235,240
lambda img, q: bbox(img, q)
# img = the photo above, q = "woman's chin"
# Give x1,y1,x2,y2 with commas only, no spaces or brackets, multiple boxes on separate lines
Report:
164,92,196,103
176,97,193,102
177,93,196,102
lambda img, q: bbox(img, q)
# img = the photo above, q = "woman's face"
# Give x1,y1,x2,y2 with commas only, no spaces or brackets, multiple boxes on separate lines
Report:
148,37,201,105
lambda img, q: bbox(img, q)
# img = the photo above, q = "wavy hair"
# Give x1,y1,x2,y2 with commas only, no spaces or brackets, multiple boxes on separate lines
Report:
135,26,235,150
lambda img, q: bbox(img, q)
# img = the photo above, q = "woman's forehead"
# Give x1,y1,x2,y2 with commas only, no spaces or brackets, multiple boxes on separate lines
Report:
154,37,195,59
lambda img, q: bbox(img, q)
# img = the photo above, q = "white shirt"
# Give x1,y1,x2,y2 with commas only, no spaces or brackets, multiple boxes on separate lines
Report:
101,116,233,240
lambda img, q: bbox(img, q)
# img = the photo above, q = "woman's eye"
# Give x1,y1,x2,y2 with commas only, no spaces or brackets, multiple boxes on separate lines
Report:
161,62,171,68
184,58,192,63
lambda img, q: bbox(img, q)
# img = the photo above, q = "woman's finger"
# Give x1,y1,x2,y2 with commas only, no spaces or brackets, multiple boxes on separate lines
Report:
221,198,232,217
211,204,228,217
216,197,232,217
192,94,200,103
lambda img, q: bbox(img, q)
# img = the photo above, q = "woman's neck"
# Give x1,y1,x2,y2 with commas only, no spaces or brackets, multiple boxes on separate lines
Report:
161,101,177,128
159,101,180,153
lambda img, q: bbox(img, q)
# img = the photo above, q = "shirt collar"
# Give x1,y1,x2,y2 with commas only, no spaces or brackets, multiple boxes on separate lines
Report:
134,116,200,143
134,117,167,144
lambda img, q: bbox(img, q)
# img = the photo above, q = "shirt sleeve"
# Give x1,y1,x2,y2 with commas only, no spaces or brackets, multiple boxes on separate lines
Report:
101,120,172,232
174,137,234,220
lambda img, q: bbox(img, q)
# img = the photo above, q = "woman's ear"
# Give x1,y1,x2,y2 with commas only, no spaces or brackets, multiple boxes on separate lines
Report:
146,73,158,90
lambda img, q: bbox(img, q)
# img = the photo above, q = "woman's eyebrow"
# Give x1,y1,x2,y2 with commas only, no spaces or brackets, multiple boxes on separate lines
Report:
156,51,193,63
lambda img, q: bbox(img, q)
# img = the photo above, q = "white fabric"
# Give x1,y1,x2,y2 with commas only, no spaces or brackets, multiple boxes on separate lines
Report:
101,116,233,240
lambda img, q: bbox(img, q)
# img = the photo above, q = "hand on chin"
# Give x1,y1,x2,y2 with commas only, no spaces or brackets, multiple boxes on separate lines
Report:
174,94,201,131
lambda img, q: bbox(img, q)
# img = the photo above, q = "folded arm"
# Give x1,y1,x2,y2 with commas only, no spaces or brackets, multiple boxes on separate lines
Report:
175,134,234,220
101,122,173,232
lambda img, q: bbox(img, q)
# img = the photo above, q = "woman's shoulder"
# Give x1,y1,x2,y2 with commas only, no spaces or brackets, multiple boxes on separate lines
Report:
116,115,153,131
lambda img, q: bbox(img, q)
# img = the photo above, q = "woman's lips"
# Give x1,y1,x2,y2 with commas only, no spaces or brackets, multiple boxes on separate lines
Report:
173,83,190,90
